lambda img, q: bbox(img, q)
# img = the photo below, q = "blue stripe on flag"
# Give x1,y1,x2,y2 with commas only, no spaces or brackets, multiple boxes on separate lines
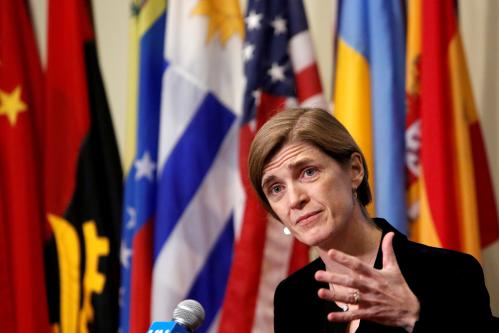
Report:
338,0,369,59
119,177,136,333
154,93,236,259
137,15,166,145
337,0,407,232
119,11,166,333
133,12,167,227
186,215,234,333
368,0,407,233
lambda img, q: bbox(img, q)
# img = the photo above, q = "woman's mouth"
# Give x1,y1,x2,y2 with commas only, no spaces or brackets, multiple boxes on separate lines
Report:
296,210,322,226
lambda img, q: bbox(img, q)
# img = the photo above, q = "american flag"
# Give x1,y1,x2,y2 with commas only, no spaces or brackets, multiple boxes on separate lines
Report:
218,0,326,332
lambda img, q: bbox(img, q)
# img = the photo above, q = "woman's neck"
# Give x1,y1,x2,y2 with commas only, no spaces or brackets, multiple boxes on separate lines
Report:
316,207,382,270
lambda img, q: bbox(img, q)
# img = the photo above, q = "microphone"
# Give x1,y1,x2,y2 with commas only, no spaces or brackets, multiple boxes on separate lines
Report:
146,299,206,333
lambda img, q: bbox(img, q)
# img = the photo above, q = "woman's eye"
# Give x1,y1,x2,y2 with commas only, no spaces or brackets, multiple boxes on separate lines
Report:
303,167,317,177
270,184,282,194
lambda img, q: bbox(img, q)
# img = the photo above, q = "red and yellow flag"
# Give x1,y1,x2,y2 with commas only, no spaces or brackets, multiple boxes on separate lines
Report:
406,0,499,256
0,0,50,331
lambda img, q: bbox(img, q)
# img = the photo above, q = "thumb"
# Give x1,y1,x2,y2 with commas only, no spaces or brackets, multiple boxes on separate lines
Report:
382,232,399,269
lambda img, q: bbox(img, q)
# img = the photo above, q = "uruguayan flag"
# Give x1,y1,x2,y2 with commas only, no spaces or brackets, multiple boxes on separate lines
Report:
151,1,245,333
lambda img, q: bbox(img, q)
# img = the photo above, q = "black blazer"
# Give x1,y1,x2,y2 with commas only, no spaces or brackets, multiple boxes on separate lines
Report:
274,218,494,332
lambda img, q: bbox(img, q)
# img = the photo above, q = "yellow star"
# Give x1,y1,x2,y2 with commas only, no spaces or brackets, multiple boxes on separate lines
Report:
191,0,244,46
0,86,28,126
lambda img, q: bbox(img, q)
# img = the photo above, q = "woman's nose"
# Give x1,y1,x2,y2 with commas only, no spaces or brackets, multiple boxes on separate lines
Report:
288,184,308,209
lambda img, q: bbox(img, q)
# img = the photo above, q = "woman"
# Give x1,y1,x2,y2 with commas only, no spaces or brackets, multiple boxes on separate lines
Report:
248,108,494,332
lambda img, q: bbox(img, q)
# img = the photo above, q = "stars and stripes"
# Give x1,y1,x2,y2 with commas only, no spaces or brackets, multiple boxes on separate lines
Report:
245,0,326,115
218,1,325,332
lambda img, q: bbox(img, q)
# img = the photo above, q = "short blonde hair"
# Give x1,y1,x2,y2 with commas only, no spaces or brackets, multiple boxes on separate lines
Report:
248,108,371,220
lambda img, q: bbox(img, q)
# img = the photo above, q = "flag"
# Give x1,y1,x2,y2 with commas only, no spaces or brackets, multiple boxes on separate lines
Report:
333,0,407,233
44,0,123,331
406,0,499,274
120,0,245,332
0,0,50,331
219,1,325,332
119,0,166,332
151,0,245,331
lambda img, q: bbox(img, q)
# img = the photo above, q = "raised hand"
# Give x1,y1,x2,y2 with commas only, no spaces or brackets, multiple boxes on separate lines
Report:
314,232,420,332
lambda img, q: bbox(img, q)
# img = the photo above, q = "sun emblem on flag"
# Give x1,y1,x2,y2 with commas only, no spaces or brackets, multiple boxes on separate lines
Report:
191,0,244,46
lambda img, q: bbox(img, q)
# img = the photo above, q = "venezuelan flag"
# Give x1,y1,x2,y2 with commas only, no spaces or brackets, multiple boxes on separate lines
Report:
333,0,407,232
120,1,166,333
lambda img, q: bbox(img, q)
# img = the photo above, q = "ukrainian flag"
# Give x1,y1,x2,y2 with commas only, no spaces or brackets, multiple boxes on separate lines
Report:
333,0,407,232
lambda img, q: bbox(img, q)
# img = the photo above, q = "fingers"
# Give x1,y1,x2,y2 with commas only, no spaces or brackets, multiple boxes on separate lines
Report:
381,232,399,269
315,271,368,305
315,270,372,292
315,233,415,328
317,286,361,305
327,309,368,322
326,249,378,278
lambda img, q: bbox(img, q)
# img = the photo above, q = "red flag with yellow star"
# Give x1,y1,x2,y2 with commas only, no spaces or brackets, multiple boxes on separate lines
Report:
0,0,50,331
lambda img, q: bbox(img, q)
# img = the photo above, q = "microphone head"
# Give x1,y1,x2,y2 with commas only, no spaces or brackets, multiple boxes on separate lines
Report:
172,299,205,332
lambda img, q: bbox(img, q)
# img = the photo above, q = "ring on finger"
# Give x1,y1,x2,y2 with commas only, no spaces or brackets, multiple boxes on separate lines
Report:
352,290,360,305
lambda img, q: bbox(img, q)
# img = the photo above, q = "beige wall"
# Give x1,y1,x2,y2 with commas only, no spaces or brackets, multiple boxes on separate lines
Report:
461,1,499,208
460,0,499,314
30,0,499,315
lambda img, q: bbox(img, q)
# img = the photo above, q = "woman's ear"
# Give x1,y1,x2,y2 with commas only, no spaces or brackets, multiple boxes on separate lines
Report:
350,152,364,189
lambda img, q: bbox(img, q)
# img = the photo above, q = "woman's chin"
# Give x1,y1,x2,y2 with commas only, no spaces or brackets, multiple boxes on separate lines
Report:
297,231,329,248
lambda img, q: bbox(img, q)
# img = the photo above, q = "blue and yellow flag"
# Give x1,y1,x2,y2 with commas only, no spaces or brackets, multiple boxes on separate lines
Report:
333,0,407,233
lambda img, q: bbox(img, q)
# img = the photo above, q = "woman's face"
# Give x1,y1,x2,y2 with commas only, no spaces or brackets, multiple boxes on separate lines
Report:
261,141,363,249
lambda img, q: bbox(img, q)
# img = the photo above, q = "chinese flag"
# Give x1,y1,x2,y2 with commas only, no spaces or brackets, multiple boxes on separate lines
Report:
0,0,50,331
